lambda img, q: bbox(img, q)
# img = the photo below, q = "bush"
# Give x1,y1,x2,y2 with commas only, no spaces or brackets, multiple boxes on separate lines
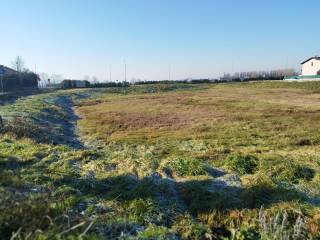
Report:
173,214,211,240
232,227,260,240
169,158,206,177
1,118,45,141
296,138,312,146
270,161,315,183
138,225,176,240
127,198,157,224
294,166,315,182
225,155,258,175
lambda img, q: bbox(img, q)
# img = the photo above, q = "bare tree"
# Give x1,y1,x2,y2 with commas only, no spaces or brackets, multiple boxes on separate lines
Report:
50,74,64,84
83,75,90,81
92,76,98,84
11,56,25,72
38,72,49,88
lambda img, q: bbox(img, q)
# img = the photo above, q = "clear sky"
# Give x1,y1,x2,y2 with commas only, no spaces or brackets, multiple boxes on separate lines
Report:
0,0,319,81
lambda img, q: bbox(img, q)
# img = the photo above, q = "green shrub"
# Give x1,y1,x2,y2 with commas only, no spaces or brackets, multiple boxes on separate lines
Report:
232,227,260,240
270,161,315,183
138,225,176,240
225,155,258,175
294,165,315,182
127,198,157,224
173,214,211,240
296,138,312,146
169,158,206,177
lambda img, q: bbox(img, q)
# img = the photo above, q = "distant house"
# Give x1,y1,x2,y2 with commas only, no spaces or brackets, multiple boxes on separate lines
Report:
284,57,320,81
0,65,17,76
301,56,320,76
61,80,90,89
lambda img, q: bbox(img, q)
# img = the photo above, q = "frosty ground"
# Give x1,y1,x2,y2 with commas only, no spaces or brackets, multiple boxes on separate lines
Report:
0,82,319,239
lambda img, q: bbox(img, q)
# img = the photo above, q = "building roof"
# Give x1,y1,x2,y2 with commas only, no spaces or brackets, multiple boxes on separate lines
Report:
301,56,320,65
0,65,18,75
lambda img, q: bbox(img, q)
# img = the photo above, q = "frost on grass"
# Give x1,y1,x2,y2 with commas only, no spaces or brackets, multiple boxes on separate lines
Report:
1,83,320,239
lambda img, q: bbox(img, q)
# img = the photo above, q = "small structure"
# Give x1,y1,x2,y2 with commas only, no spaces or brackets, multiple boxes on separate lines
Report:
301,56,320,76
0,65,17,76
0,65,39,92
285,56,320,81
61,80,90,89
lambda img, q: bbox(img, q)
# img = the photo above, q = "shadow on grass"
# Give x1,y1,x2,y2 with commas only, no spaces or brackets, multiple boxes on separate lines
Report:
1,171,317,239
50,173,316,214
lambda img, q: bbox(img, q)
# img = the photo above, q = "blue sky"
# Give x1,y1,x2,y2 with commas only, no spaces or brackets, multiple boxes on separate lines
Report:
0,0,319,81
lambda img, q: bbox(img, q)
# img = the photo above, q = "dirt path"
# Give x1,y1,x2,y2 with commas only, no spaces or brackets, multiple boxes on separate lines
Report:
53,96,85,149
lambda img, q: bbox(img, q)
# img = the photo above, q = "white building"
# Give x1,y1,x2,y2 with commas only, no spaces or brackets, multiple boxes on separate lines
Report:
301,56,320,76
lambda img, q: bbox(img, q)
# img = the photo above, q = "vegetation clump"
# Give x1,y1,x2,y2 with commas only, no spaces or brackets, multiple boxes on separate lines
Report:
173,214,211,240
168,158,207,177
224,154,258,175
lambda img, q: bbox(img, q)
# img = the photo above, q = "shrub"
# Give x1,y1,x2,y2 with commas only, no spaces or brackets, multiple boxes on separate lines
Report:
270,161,315,183
225,155,258,175
296,138,312,146
127,198,157,224
232,227,260,240
173,214,211,240
138,225,176,240
294,166,315,182
0,118,45,141
169,158,206,177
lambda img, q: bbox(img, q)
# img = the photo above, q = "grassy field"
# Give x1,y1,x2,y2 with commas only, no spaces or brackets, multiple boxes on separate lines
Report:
0,82,319,239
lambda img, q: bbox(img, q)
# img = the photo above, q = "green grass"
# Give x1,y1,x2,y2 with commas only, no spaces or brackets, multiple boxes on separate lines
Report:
0,82,320,239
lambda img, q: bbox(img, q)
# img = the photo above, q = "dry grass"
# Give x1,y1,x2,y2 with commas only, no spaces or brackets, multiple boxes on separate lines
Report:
1,82,320,239
77,84,320,148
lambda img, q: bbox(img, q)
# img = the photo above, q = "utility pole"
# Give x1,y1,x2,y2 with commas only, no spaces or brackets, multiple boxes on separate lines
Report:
124,59,127,82
169,65,171,81
109,64,112,82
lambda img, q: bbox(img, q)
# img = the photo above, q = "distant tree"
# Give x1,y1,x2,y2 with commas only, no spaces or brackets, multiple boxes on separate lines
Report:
50,74,63,84
83,75,90,81
38,72,49,88
61,80,73,89
317,70,320,75
11,56,25,72
92,76,98,84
